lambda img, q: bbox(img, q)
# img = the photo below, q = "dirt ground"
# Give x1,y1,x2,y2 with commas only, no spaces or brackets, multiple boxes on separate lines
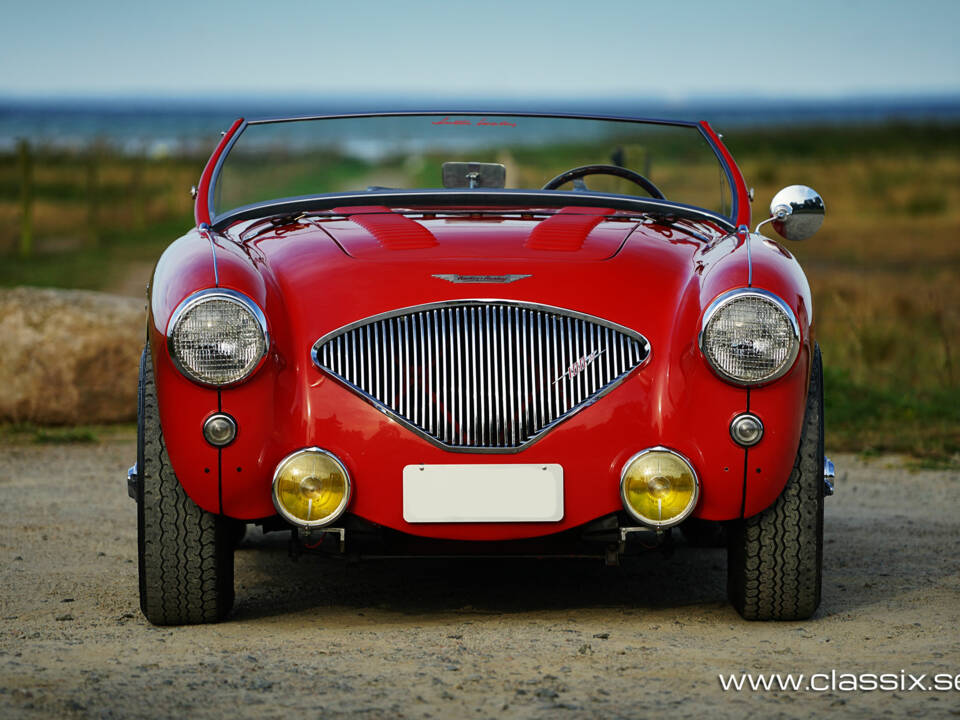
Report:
1,436,958,719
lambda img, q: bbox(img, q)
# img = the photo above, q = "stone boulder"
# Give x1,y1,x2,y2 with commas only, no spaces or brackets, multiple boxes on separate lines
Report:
0,287,145,424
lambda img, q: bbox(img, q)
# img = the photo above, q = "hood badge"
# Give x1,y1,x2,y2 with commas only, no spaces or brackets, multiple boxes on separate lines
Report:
432,273,531,284
554,349,606,384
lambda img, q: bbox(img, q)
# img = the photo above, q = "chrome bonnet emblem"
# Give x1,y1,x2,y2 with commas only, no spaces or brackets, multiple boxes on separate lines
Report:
432,273,532,284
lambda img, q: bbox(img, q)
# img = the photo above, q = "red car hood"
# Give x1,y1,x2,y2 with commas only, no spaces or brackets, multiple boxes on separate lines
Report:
317,206,638,261
226,207,739,340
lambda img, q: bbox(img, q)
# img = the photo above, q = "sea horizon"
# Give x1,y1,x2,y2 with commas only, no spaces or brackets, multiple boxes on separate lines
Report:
2,92,958,154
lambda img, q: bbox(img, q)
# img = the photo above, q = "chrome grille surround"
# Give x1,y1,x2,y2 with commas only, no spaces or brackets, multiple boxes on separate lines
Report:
312,300,651,453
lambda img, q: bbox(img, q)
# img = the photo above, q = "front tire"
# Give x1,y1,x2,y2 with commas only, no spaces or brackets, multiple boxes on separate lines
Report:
137,344,235,625
727,345,824,621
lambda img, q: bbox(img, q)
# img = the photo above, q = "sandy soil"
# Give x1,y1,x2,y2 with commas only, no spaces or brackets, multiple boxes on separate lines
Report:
1,436,958,719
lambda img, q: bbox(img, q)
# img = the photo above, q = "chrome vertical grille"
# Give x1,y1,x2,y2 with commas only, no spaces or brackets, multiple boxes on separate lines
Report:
313,301,650,451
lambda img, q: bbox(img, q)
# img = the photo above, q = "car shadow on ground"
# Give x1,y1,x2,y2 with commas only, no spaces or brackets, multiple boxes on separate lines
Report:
230,529,731,621
226,506,948,623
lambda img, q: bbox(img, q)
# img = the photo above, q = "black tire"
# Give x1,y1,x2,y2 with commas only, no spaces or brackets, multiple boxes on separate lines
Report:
727,344,824,621
137,343,235,625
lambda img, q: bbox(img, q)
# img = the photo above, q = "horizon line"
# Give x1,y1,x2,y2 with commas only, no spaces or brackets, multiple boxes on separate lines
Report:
2,90,960,105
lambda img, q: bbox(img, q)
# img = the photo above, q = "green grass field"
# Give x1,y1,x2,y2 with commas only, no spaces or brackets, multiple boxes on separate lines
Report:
1,123,957,463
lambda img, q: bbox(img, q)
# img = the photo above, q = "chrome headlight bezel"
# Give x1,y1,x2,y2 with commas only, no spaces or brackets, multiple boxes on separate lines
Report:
698,288,800,386
167,288,269,387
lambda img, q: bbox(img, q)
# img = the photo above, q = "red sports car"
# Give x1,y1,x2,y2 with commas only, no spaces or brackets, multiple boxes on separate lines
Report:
129,112,832,624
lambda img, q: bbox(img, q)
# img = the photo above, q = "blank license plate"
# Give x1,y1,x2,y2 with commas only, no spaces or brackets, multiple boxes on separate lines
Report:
402,464,564,523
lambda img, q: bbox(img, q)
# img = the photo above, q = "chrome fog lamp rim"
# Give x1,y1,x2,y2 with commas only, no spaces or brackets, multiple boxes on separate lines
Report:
271,447,352,528
730,412,764,447
166,288,270,387
698,288,800,386
202,412,237,447
619,446,700,529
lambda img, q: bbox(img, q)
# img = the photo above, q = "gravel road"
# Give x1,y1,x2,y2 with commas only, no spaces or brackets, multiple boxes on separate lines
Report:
1,435,958,719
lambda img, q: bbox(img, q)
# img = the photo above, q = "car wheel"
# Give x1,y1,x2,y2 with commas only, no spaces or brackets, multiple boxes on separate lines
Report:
727,344,824,621
137,343,235,625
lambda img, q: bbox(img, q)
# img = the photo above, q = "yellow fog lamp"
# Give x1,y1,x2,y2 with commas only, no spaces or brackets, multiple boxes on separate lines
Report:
620,448,699,529
272,448,351,527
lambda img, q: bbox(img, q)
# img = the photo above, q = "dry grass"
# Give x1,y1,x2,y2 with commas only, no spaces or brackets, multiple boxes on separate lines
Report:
1,124,957,462
728,124,960,463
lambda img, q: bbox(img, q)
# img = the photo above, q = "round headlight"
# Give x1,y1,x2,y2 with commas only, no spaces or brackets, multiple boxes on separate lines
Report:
620,448,699,528
272,448,351,527
168,290,268,386
700,290,799,385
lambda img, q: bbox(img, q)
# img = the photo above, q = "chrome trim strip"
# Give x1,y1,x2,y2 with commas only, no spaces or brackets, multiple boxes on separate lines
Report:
166,288,270,388
697,288,801,387
311,300,651,454
271,447,352,528
198,223,219,287
619,446,700,529
735,224,752,287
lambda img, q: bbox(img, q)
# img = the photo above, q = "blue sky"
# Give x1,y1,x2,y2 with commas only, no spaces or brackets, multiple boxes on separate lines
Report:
3,0,958,99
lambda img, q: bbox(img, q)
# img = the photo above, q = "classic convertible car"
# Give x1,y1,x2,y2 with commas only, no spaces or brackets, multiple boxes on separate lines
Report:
128,112,832,625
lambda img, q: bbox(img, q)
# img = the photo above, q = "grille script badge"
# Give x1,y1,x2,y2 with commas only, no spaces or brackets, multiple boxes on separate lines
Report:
554,348,606,384
432,274,531,284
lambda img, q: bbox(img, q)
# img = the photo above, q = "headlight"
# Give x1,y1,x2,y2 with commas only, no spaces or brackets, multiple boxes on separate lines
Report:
699,289,799,385
168,289,268,386
272,448,351,527
620,447,699,528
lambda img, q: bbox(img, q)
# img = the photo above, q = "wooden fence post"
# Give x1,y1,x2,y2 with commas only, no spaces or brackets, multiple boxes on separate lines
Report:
18,139,33,259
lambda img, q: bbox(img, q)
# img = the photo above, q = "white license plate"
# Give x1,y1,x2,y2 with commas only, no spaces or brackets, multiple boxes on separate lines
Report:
402,464,564,523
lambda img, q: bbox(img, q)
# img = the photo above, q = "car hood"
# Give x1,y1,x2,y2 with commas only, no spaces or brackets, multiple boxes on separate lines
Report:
223,207,740,341
309,206,643,261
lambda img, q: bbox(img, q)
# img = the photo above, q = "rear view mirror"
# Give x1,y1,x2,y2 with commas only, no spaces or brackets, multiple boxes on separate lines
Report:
442,162,506,189
767,185,825,241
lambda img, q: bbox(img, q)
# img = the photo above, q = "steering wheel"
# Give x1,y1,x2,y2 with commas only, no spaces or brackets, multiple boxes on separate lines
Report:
541,164,665,199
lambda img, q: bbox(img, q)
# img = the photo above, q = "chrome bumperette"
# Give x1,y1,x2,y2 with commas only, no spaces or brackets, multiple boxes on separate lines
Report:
824,456,836,496
312,300,651,452
127,463,139,500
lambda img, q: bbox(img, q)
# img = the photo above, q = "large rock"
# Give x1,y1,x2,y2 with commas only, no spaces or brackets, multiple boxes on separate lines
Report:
0,287,145,424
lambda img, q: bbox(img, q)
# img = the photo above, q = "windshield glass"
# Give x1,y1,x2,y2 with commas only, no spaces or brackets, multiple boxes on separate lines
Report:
212,114,733,222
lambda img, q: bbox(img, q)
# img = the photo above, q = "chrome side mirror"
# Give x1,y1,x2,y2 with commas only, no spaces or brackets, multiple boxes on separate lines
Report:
759,185,825,241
